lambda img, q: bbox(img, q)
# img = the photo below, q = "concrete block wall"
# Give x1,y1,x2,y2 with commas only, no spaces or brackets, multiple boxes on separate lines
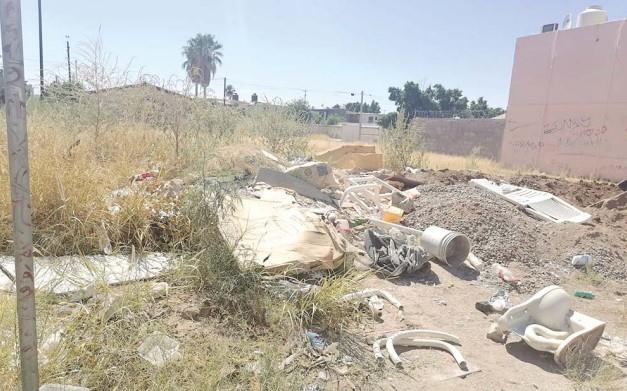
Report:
423,118,506,160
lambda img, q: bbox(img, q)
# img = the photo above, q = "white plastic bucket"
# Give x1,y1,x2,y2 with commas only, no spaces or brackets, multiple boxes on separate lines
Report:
420,226,470,264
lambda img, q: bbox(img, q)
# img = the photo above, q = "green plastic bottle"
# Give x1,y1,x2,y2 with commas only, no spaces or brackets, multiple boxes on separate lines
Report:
574,290,595,299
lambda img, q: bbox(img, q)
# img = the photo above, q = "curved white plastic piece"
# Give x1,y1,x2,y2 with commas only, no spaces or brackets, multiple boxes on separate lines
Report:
373,338,387,361
386,337,467,370
387,329,461,345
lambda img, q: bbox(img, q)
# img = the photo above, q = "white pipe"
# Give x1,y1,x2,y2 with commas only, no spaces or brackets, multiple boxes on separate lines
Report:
387,329,461,345
373,338,387,361
387,338,468,370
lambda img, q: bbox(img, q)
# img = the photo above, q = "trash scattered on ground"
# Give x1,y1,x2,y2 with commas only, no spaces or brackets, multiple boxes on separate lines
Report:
374,329,469,371
364,229,430,277
39,384,90,391
221,190,353,272
492,285,605,365
466,252,483,270
574,290,595,299
383,174,422,190
382,206,403,223
470,178,591,223
420,225,471,264
306,331,327,351
256,167,336,206
316,145,383,170
571,254,591,267
286,161,338,189
130,170,158,183
138,332,182,366
492,263,520,285
475,289,512,315
341,288,404,320
0,253,171,299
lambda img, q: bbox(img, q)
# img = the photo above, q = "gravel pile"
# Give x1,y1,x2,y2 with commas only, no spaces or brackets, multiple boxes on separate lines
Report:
403,183,625,291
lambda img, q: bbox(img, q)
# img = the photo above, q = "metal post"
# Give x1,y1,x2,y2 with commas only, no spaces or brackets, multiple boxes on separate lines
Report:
37,0,44,98
223,77,226,106
0,0,39,390
66,36,71,83
359,90,364,112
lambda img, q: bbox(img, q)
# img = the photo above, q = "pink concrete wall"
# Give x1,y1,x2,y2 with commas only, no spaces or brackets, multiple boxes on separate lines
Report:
501,20,627,181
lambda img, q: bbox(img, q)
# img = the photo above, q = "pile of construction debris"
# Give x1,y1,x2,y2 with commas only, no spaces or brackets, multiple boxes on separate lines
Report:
3,142,625,388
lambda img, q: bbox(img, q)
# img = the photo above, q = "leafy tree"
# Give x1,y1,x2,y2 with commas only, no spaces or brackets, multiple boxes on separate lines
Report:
469,97,505,118
425,84,468,112
325,113,342,125
286,99,312,122
388,82,438,120
343,99,381,113
225,84,236,100
377,112,397,128
45,80,85,102
388,81,504,119
182,34,223,98
331,104,341,109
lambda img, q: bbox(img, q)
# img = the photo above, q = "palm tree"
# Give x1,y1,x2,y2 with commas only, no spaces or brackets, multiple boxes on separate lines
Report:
182,34,223,97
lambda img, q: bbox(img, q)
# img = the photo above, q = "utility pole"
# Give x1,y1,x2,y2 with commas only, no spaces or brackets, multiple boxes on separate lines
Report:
37,0,44,98
0,1,40,390
65,35,71,82
359,90,364,112
223,77,226,106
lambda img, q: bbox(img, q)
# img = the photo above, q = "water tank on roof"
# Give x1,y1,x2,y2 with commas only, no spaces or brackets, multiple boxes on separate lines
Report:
577,5,608,27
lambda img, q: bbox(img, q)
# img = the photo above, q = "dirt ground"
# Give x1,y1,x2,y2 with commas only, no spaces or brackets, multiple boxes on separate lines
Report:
342,169,626,390
354,264,626,391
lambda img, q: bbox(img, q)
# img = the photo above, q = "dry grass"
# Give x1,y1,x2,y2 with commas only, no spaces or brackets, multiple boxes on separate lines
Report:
564,351,625,391
0,86,365,389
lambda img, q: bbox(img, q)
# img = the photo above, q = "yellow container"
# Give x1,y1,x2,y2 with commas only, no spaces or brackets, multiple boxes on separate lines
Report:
382,206,404,223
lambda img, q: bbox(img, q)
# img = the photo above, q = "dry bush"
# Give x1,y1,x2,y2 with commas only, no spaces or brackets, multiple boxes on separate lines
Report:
380,110,427,171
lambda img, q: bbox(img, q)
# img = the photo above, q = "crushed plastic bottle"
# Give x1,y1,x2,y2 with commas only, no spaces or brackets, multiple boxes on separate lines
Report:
488,289,512,312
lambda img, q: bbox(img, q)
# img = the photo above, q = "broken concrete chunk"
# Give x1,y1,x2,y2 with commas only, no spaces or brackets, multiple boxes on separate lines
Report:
256,167,336,205
486,323,507,344
40,385,90,391
150,281,169,299
315,145,383,170
285,161,339,189
138,332,182,366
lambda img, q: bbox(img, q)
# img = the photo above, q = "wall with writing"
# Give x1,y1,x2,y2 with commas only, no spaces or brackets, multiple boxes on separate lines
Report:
501,19,627,181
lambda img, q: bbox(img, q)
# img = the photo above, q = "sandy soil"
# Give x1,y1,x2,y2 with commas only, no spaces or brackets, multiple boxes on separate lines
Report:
354,263,626,391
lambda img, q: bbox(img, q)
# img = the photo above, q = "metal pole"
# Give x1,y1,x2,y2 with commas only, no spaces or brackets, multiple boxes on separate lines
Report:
359,90,363,112
37,0,44,98
66,36,71,83
223,77,226,106
0,1,39,389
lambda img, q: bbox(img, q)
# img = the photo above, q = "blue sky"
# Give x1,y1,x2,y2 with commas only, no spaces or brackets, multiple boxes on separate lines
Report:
16,0,627,112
